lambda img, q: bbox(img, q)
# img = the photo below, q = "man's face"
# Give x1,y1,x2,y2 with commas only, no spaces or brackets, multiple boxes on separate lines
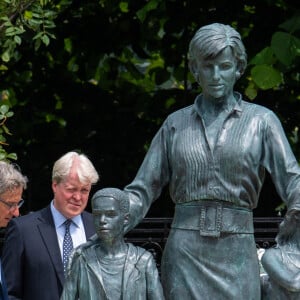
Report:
52,172,91,219
93,197,127,241
0,186,23,227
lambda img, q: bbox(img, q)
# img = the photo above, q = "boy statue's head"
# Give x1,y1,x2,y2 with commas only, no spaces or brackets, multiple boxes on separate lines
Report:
91,188,129,241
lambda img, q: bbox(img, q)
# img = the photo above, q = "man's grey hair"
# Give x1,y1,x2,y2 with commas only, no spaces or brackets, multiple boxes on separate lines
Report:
0,161,28,194
52,151,99,184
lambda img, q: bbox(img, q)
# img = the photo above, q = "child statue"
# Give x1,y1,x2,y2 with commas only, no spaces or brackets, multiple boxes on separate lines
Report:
261,209,300,299
60,188,164,300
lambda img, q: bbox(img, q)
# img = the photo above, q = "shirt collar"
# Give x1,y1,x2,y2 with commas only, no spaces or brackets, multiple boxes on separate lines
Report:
192,92,243,117
50,201,81,228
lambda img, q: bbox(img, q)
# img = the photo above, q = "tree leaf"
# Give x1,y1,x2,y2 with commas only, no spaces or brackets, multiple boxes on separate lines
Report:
6,152,17,160
14,35,22,45
279,15,300,33
136,0,159,22
251,65,282,90
0,105,9,114
271,31,300,66
245,82,258,100
249,47,276,66
119,2,129,13
1,51,10,62
41,34,50,46
64,38,72,53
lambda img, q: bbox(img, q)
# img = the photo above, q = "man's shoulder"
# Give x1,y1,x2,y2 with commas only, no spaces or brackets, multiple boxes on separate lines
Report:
12,206,49,225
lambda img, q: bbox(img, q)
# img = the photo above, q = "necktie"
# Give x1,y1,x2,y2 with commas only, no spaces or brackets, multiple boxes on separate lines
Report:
63,219,73,277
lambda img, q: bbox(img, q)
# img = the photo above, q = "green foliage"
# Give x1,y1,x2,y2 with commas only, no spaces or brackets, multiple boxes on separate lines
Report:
0,93,17,161
0,0,59,62
251,65,282,90
271,31,300,66
136,0,160,22
0,0,298,214
0,0,70,160
246,15,300,100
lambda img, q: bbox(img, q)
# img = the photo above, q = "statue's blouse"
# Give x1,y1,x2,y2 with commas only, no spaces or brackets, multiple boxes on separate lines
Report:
125,92,300,226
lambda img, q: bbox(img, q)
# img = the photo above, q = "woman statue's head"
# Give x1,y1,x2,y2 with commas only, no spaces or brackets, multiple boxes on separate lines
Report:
188,23,247,83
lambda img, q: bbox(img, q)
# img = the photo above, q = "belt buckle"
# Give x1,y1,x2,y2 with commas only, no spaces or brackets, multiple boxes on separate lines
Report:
199,202,222,237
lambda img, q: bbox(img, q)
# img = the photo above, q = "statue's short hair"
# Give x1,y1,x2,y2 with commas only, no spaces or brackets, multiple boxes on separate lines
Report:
52,151,99,185
0,161,28,194
91,188,129,214
188,23,247,80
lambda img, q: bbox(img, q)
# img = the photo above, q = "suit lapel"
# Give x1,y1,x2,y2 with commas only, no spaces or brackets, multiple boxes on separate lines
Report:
37,206,65,285
36,208,95,286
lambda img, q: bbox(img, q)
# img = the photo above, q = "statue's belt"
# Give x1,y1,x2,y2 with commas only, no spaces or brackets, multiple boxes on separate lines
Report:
172,201,254,237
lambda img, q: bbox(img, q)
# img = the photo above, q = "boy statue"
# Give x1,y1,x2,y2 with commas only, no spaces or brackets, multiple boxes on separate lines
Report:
60,188,164,300
261,209,300,299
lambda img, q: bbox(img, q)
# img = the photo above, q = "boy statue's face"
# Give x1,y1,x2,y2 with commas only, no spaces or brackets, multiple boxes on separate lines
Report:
92,196,127,241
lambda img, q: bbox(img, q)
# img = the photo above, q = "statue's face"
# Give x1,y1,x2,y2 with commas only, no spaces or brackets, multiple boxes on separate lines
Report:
93,197,126,241
196,47,238,100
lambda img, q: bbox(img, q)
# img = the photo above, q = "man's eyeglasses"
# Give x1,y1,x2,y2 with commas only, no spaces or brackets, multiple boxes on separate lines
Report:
0,198,24,211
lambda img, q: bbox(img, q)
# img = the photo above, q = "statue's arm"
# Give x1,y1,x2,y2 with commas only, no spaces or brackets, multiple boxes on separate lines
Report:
144,253,165,300
262,248,300,292
124,122,170,231
262,111,300,211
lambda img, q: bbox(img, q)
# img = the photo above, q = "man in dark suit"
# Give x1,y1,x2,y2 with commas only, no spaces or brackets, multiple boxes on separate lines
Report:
2,151,99,300
0,161,28,255
0,161,27,300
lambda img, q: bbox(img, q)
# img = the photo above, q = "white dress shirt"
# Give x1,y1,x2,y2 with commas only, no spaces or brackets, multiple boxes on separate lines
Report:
50,201,87,260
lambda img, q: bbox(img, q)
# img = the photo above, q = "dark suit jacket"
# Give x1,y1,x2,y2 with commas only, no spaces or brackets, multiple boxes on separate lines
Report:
1,206,95,300
0,261,8,300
